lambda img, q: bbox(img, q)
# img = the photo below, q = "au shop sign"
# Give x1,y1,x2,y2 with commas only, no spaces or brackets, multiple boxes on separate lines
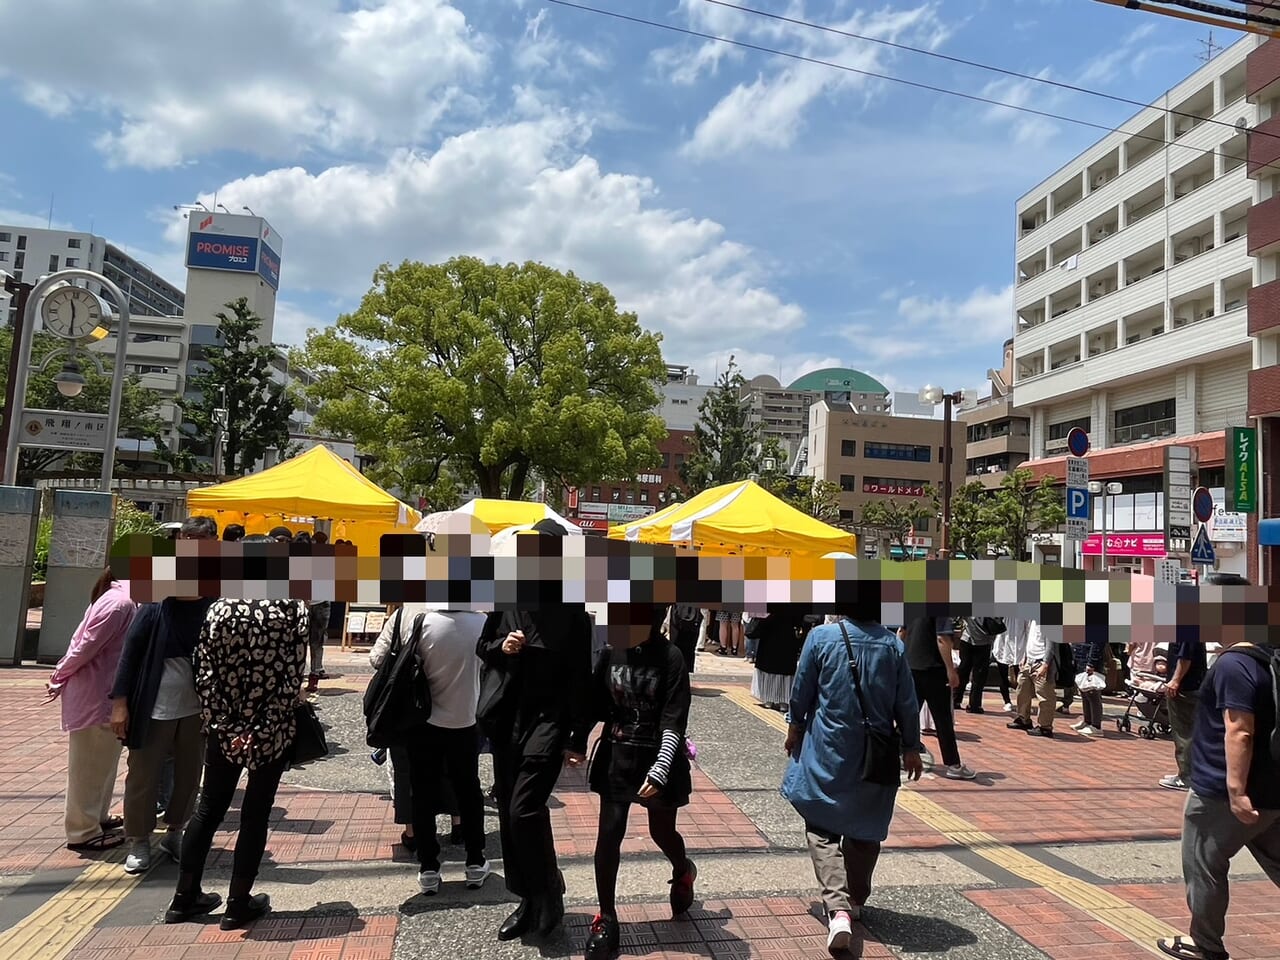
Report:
186,232,259,274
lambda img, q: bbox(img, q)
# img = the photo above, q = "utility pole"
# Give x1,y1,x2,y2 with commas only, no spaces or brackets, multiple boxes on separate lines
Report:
0,275,35,482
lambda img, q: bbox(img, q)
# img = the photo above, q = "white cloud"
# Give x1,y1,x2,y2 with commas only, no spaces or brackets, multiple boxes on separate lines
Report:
515,9,607,77
0,0,487,168
693,348,845,387
272,301,332,347
163,114,805,358
678,4,949,160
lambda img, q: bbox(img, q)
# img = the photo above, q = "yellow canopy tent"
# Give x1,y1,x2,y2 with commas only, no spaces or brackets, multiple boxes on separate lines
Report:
186,445,422,554
608,479,856,557
456,498,581,535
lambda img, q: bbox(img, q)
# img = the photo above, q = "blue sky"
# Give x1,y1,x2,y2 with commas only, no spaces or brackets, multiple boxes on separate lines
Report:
0,0,1233,396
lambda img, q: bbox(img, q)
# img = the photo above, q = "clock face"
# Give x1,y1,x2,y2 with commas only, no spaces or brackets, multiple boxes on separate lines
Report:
41,287,105,340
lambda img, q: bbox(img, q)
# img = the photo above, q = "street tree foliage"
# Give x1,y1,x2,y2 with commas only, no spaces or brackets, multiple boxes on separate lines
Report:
983,468,1066,560
175,299,296,476
300,257,668,502
681,357,782,494
0,327,167,483
759,473,843,524
860,492,935,554
937,481,992,559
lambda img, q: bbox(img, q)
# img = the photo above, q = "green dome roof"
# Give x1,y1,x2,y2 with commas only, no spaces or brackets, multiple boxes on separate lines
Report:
787,368,888,394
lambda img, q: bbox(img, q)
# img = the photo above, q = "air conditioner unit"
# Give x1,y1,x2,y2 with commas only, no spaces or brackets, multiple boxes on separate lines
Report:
1093,173,1110,187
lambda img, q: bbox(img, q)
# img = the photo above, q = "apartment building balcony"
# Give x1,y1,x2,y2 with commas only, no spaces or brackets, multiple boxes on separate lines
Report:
967,432,1031,459
1249,277,1280,336
1112,417,1177,446
1247,36,1280,104
1248,193,1280,257
1248,113,1280,178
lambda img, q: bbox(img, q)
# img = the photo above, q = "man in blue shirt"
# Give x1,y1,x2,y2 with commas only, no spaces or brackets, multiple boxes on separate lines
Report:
1160,631,1209,791
1157,641,1280,960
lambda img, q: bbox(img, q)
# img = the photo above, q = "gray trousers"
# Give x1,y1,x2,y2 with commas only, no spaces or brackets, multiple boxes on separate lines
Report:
805,823,882,916
123,714,205,840
1181,791,1280,956
1168,690,1199,780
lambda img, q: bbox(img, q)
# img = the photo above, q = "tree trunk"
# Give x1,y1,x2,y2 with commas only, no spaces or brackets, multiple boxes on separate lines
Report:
506,461,530,501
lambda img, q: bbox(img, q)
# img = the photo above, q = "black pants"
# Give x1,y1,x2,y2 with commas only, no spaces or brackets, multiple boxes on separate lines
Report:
595,800,686,916
407,725,485,870
180,738,287,887
912,668,961,767
491,740,563,899
954,642,992,710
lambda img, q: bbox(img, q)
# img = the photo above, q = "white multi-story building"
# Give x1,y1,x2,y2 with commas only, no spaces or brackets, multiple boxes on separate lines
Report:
0,225,185,325
1013,38,1255,575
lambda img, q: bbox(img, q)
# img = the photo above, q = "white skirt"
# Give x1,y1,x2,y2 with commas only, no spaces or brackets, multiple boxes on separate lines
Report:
752,670,793,705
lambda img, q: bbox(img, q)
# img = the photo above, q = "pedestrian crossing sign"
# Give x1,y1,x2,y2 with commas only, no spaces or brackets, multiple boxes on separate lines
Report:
1190,525,1216,566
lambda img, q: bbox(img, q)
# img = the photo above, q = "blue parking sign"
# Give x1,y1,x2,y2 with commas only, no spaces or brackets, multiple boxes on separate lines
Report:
1067,487,1090,520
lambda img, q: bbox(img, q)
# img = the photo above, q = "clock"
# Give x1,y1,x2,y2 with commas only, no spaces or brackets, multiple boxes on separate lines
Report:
41,286,106,340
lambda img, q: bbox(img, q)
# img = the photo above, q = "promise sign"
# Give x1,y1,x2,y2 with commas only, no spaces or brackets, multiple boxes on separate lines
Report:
1226,426,1258,513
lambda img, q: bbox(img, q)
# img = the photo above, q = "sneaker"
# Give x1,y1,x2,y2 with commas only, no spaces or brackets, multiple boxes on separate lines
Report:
123,840,151,875
944,764,977,780
827,911,853,955
1071,720,1087,731
1002,703,1014,713
158,829,183,863
669,859,697,916
584,914,620,960
1159,774,1188,791
1006,717,1031,730
1027,726,1054,738
418,869,441,895
1077,725,1099,736
465,860,492,889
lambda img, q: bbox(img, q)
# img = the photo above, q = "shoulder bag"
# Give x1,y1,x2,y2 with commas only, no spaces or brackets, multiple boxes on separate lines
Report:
837,623,903,787
363,610,433,748
288,701,329,767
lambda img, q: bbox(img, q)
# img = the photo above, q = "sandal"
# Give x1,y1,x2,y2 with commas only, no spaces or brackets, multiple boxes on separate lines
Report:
100,816,124,831
67,832,126,852
1157,936,1229,960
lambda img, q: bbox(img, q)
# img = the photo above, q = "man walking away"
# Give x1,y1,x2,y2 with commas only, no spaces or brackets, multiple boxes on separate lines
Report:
1161,630,1209,792
783,612,924,956
1157,638,1280,960
1008,618,1058,737
956,617,1004,714
904,617,975,779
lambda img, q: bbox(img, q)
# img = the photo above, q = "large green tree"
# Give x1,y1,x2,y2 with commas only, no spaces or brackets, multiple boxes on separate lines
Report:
300,257,667,500
680,357,781,494
0,327,167,483
176,298,296,476
983,468,1066,560
938,480,997,559
760,473,843,524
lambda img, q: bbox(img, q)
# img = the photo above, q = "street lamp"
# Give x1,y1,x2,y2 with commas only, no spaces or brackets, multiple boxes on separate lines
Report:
918,385,965,557
1088,480,1124,571
52,358,86,397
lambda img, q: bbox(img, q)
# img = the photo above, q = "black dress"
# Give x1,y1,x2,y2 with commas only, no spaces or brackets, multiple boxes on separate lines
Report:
586,637,692,809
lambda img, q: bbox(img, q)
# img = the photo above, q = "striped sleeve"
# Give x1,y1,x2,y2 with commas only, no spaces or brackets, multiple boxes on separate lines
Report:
647,729,683,787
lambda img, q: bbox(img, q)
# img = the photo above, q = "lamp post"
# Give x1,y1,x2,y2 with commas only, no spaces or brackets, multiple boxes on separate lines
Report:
918,385,965,557
1088,480,1124,571
212,386,228,477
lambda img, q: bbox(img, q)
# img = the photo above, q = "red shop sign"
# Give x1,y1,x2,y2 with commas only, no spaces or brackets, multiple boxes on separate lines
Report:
1081,533,1166,558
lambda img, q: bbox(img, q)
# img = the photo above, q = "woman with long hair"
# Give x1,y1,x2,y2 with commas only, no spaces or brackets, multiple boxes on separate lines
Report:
47,567,139,851
163,595,309,930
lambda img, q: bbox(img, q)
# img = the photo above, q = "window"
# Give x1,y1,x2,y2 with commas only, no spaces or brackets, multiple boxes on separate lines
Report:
0,252,7,263
67,238,82,249
14,253,24,269
48,255,59,271
839,474,856,492
674,453,685,466
661,452,670,469
591,486,601,500
65,257,78,268
639,489,649,503
864,441,931,462
839,509,854,521
0,232,9,242
841,439,857,457
1113,399,1175,443
1047,417,1091,440
16,235,26,250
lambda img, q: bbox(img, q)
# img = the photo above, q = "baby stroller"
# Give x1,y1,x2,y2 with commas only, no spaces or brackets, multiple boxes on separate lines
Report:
1114,640,1172,740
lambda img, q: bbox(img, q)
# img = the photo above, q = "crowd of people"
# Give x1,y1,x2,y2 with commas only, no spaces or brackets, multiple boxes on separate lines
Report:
39,516,1278,960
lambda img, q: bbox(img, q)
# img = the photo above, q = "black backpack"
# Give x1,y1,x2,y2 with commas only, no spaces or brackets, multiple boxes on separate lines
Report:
363,610,433,748
1225,644,1280,764
673,605,702,628
979,617,1006,636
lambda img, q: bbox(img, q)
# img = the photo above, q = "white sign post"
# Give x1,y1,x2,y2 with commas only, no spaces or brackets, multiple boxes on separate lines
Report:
1065,457,1090,560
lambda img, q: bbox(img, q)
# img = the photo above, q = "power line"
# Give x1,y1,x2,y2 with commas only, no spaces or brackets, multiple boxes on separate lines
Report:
1148,0,1280,28
699,0,1275,145
544,0,1274,175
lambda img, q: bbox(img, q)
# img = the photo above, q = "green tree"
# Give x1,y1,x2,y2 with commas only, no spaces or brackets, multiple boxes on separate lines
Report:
760,473,842,524
938,480,996,559
680,357,780,494
176,298,296,476
860,493,935,558
0,327,167,483
300,257,667,500
983,468,1065,560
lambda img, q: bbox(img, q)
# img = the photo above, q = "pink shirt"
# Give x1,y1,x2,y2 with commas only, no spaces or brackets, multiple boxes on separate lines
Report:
49,580,138,732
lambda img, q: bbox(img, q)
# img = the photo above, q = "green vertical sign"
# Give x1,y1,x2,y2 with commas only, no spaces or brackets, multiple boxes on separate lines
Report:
1226,426,1258,513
